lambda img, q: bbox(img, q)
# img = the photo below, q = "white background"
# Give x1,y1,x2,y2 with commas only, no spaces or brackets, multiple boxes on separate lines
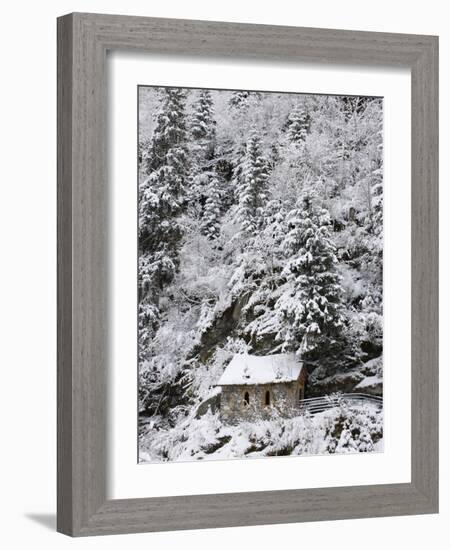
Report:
0,1,447,549
109,55,411,498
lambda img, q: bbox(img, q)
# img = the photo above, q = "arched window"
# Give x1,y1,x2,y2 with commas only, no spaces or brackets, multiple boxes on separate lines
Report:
265,390,271,406
244,392,250,406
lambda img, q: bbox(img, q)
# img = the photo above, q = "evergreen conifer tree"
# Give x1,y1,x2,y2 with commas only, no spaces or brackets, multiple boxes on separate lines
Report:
275,193,344,353
287,105,310,143
230,141,246,201
191,89,215,141
144,88,187,175
188,90,217,217
238,199,288,344
228,90,251,110
138,88,189,359
201,176,222,240
235,130,269,235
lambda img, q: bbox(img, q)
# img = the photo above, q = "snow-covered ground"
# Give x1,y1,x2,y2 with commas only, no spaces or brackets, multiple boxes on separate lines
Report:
139,403,383,463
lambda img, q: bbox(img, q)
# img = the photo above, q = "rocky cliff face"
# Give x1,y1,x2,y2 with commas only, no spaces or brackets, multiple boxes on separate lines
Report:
188,299,383,400
306,356,382,397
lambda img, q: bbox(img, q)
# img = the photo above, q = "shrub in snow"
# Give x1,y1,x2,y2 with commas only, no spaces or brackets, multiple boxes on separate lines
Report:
139,404,383,462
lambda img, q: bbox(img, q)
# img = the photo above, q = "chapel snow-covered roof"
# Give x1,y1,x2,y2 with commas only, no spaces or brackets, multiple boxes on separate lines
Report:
217,353,303,386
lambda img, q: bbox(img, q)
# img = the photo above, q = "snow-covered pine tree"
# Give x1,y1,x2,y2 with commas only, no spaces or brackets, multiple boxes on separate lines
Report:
213,137,235,212
286,104,310,143
235,129,270,235
191,89,215,141
238,199,289,346
228,90,251,110
144,88,187,175
188,90,217,217
201,176,222,240
138,87,189,360
275,193,344,354
230,141,246,202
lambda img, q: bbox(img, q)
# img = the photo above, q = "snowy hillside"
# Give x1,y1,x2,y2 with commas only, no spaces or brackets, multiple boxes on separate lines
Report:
138,86,383,462
139,403,383,462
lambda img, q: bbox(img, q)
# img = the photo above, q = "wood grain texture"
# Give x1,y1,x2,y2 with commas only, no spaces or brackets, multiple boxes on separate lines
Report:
57,12,439,537
57,13,74,535
410,37,439,505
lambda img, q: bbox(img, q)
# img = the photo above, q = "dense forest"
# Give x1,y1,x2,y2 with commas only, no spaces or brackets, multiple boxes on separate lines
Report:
138,87,383,462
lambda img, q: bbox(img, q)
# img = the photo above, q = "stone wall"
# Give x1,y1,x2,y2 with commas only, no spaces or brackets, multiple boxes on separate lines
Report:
220,379,305,423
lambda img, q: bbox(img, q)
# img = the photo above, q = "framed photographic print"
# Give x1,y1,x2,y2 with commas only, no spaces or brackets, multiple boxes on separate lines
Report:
57,13,438,536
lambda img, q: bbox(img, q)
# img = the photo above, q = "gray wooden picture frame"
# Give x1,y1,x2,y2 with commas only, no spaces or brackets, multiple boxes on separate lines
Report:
57,12,439,537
